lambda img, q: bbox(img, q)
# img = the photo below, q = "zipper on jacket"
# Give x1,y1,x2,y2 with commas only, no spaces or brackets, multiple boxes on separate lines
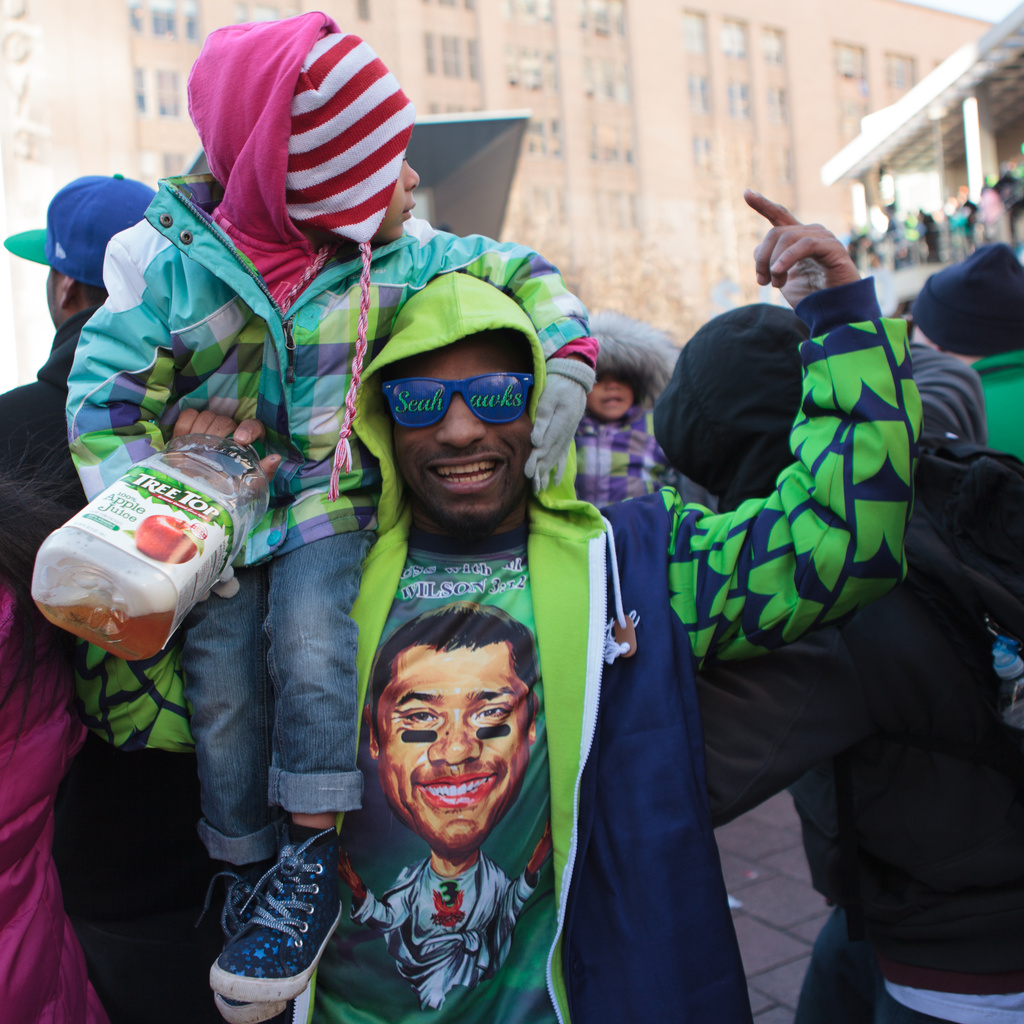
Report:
544,528,609,1024
284,317,296,384
165,181,294,345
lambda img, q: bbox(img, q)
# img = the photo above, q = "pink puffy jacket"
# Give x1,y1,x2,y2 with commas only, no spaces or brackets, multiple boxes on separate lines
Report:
0,588,107,1023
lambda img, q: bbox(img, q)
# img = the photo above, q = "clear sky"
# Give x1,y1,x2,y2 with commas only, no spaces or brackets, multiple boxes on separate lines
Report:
904,0,1020,20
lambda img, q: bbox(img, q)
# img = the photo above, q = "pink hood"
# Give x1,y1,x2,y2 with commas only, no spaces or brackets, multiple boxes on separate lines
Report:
187,12,341,287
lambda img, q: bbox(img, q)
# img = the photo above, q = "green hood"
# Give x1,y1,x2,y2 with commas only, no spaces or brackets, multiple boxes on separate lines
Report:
356,272,597,536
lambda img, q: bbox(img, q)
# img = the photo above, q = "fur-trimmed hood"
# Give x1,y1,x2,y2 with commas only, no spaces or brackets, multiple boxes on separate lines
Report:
591,311,679,406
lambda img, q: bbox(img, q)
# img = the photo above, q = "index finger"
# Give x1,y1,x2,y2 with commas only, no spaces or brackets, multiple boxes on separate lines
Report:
744,189,801,228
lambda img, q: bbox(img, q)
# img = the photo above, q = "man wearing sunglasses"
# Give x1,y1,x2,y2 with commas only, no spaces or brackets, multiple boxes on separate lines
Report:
79,192,921,1024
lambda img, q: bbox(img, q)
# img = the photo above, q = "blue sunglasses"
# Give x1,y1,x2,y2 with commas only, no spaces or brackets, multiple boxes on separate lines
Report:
382,373,533,428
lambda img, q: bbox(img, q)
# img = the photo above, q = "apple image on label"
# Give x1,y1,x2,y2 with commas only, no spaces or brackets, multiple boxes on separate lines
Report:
135,514,199,564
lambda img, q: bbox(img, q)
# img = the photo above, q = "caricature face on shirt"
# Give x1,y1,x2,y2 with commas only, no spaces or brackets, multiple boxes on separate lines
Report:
368,641,537,871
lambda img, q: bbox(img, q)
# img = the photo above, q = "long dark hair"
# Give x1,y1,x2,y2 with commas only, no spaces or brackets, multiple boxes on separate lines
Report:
0,474,78,705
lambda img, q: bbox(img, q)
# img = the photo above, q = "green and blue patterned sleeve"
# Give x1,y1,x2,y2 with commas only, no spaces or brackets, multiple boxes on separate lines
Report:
75,637,194,751
414,229,591,360
665,279,921,666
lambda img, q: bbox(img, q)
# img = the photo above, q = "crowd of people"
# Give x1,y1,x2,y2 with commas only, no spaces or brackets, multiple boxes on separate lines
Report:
1,10,1023,1024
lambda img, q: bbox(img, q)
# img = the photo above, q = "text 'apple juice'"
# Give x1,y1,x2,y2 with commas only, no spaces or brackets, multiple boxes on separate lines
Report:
32,434,269,659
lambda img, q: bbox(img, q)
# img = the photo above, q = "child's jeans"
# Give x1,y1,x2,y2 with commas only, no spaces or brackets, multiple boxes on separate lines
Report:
182,530,375,867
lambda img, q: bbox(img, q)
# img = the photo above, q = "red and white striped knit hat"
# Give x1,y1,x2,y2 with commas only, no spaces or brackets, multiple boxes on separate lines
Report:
286,33,416,501
286,33,415,242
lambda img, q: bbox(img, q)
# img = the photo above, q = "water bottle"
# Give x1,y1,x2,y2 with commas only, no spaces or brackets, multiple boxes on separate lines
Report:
32,434,269,660
992,633,1024,731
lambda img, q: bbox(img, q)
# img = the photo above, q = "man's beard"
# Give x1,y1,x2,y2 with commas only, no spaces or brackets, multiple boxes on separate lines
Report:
424,495,521,542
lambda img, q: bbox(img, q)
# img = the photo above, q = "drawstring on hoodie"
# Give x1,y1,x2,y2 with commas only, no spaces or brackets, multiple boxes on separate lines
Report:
601,516,639,664
328,240,372,502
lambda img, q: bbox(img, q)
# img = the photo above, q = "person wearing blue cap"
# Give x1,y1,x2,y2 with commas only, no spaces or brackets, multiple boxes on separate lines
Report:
1,173,155,500
2,174,230,1024
911,242,1024,460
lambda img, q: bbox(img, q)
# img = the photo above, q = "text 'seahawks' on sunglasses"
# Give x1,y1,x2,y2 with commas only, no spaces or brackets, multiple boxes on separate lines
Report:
382,373,534,428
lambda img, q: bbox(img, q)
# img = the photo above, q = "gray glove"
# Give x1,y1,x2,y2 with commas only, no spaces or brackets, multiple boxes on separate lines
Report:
525,357,596,491
198,563,240,601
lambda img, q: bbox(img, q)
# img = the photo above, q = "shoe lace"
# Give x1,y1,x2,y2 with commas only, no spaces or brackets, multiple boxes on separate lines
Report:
199,868,269,938
245,833,329,947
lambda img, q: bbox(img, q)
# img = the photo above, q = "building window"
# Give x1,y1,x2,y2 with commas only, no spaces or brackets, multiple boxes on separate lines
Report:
467,38,481,81
251,5,280,21
762,28,784,65
835,43,866,80
549,118,563,158
599,122,619,161
133,68,147,115
128,0,143,34
151,0,177,39
439,0,456,5
693,135,711,171
617,63,630,102
163,152,185,177
441,35,462,78
838,96,867,138
721,20,747,59
156,70,181,118
357,0,371,19
183,0,200,41
583,56,595,95
546,53,560,92
886,53,916,91
505,44,520,85
622,125,634,163
521,48,542,89
727,80,749,119
425,33,437,75
688,74,710,115
465,0,477,9
683,12,706,54
767,85,787,125
527,120,546,155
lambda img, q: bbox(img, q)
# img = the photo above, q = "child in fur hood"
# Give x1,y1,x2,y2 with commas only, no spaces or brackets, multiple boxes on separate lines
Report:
574,312,708,506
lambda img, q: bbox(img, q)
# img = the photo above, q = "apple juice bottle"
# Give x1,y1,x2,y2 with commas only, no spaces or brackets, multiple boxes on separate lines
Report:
32,434,269,660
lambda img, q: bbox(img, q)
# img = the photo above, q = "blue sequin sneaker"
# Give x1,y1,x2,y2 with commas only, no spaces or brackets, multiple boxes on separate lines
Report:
206,869,288,1022
209,829,341,1004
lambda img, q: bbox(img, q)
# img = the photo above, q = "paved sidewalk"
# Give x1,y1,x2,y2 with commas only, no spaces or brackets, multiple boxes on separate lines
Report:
715,791,830,1023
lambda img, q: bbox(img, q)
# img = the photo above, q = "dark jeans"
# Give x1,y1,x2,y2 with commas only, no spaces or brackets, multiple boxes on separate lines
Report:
795,908,954,1024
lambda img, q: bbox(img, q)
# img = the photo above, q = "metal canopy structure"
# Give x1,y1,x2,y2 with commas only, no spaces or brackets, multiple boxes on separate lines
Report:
188,109,531,239
405,110,530,238
822,2,1024,187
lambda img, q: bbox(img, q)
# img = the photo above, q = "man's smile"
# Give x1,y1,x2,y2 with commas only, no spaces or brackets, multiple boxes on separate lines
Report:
433,459,499,485
416,772,498,810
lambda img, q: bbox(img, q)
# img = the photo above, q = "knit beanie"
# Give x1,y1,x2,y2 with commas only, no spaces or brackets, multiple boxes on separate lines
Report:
912,243,1024,356
652,304,809,512
285,32,416,500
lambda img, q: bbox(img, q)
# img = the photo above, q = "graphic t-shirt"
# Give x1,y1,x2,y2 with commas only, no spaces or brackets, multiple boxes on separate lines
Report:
316,526,557,1024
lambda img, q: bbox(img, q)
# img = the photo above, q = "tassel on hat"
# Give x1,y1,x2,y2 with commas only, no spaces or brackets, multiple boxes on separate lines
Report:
286,32,416,501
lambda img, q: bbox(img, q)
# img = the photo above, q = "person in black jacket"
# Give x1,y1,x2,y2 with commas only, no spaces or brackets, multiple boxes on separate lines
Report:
3,175,230,1024
656,303,1024,1024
